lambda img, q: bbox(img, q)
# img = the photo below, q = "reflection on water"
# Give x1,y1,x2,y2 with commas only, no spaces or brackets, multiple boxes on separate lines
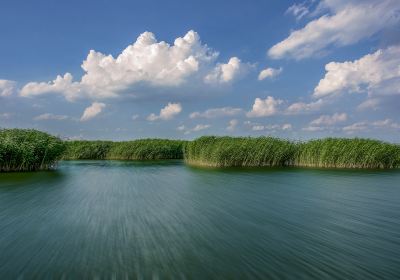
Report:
0,160,400,279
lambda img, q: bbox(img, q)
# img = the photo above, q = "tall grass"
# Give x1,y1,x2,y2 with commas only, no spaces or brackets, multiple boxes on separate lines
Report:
2,129,399,171
0,129,66,172
184,136,298,167
63,139,187,160
185,136,400,169
62,141,113,160
296,138,400,169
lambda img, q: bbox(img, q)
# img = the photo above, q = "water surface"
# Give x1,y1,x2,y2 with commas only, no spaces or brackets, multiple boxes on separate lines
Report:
0,160,400,279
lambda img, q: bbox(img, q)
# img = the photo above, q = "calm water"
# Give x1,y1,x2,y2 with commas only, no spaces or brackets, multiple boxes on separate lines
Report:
0,161,400,279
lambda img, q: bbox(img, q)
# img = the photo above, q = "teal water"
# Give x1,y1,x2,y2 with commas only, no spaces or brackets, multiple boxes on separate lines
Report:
0,160,400,279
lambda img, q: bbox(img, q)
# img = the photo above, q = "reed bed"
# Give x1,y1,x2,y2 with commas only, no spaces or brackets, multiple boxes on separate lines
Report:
63,139,187,160
296,138,400,169
2,129,399,172
0,129,66,172
184,136,298,167
185,136,400,169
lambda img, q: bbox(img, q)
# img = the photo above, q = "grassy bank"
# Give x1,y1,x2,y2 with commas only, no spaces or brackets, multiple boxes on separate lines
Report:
296,138,400,169
0,129,66,172
62,139,187,160
185,136,400,169
184,136,298,167
2,129,399,171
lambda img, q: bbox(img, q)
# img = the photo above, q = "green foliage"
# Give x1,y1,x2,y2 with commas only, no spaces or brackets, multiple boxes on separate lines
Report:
185,136,400,169
2,129,398,171
62,141,113,160
184,136,298,167
0,129,66,172
63,139,187,160
296,138,400,169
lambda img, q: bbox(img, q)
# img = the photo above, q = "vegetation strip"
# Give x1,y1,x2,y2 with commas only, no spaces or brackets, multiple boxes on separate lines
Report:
185,136,400,169
0,129,66,172
62,139,187,160
1,129,399,172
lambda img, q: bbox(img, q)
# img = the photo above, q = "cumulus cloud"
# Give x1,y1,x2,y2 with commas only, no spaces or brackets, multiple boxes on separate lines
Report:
302,125,325,132
180,124,211,134
19,31,249,101
20,73,81,101
285,99,324,115
34,113,69,121
343,118,400,133
247,96,283,118
286,2,311,20
357,98,381,111
204,57,245,84
0,80,16,97
258,67,282,80
371,119,400,130
177,125,186,131
269,0,400,59
310,112,347,125
190,107,243,119
147,102,182,121
314,45,400,98
227,119,239,131
80,102,106,121
342,122,369,133
246,122,292,131
282,123,292,130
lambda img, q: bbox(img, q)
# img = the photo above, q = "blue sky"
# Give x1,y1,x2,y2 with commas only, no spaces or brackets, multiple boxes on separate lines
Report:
1,0,399,141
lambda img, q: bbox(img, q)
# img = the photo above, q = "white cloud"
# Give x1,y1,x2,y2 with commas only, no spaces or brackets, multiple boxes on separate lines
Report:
285,99,324,115
192,124,210,132
342,122,369,133
147,102,182,121
286,2,311,20
20,73,81,101
0,80,16,97
190,107,243,119
258,67,282,80
269,0,400,59
131,114,139,120
302,126,325,132
314,45,400,98
371,119,400,129
80,102,106,121
282,123,292,130
357,98,381,111
310,112,347,125
204,57,244,84
34,113,69,121
343,119,400,133
247,96,283,118
181,124,211,134
227,119,239,131
20,31,249,100
177,125,186,131
251,123,292,131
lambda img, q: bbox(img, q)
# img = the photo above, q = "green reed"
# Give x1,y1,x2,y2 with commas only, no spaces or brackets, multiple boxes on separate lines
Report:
0,129,66,172
185,136,400,169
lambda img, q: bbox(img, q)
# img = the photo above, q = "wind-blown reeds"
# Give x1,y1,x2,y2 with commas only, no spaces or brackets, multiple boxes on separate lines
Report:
296,138,400,169
185,136,400,169
0,129,66,172
2,129,399,172
62,139,187,160
184,136,298,167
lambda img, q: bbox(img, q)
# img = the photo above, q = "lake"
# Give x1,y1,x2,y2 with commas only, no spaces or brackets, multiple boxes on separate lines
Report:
0,160,400,279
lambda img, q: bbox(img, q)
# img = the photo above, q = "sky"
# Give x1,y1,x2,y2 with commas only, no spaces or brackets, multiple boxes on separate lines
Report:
1,0,400,141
